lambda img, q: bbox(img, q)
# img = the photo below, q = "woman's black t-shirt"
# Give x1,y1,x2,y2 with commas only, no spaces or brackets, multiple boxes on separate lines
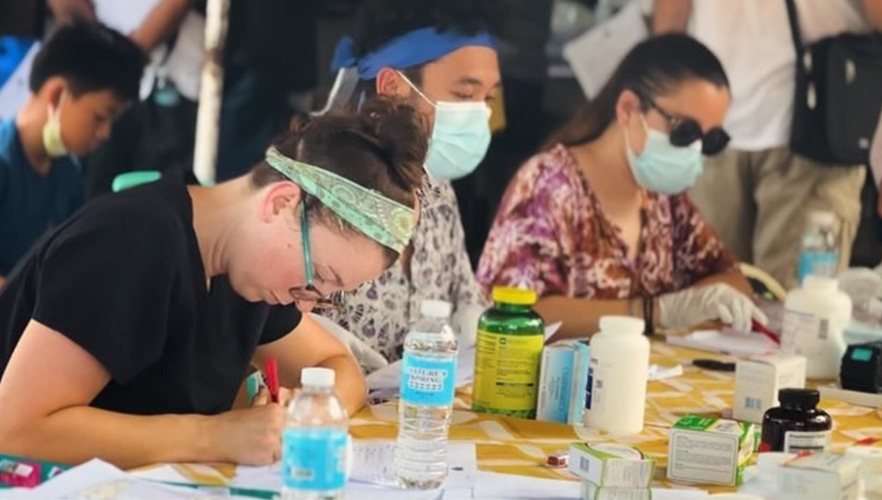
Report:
0,180,302,415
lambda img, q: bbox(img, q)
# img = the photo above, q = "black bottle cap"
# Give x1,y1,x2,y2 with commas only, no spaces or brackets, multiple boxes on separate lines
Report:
778,388,820,408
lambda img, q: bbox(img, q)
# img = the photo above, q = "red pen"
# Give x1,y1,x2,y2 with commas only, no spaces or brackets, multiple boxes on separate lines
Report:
265,356,280,404
752,319,781,346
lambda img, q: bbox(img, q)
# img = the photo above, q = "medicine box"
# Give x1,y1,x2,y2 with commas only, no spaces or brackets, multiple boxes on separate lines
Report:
776,453,861,500
537,341,590,424
568,442,653,488
581,481,651,500
734,354,806,423
667,415,755,486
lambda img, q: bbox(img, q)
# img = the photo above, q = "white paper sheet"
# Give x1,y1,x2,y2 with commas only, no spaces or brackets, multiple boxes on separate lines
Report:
92,0,162,34
472,472,581,500
133,442,476,499
3,459,207,499
0,42,39,121
666,329,779,357
563,0,649,99
351,441,476,494
648,364,684,381
163,11,205,101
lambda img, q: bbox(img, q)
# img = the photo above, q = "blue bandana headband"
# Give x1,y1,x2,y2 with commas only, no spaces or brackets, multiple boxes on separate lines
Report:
331,27,497,80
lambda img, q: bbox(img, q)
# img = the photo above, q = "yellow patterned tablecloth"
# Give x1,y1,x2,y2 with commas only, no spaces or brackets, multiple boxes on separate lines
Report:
350,340,882,492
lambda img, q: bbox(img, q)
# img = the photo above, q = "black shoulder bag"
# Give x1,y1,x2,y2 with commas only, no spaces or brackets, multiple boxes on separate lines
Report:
785,0,882,165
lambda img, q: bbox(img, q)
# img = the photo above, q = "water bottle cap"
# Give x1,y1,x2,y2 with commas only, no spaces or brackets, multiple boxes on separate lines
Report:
420,299,452,318
808,211,837,227
599,315,645,335
802,275,838,293
301,367,335,388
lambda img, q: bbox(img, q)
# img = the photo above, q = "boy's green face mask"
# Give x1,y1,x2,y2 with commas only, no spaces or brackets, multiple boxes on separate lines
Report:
43,93,68,158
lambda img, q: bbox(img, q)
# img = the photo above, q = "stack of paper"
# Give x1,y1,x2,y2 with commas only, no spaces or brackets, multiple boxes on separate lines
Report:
666,329,779,356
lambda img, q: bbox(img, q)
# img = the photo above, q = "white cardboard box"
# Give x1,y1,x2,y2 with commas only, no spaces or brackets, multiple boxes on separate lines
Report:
581,481,651,500
667,415,755,487
777,453,861,500
734,354,807,423
537,341,590,424
568,443,653,488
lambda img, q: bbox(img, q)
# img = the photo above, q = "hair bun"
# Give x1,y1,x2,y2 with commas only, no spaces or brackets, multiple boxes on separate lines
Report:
358,96,428,191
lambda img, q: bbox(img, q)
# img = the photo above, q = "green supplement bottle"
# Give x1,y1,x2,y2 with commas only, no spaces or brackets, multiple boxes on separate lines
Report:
472,286,545,418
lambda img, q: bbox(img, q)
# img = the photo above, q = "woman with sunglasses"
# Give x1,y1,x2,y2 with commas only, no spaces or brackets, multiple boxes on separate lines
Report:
477,34,765,339
0,97,426,467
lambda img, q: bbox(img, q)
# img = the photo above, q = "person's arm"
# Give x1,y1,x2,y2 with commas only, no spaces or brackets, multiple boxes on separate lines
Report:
691,268,753,298
129,0,195,53
536,296,645,341
253,314,366,416
47,0,96,24
652,0,692,34
538,269,754,341
872,110,882,217
447,187,490,347
0,321,286,469
862,0,882,31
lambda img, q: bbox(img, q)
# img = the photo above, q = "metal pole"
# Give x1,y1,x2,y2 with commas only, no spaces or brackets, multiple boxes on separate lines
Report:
192,0,230,185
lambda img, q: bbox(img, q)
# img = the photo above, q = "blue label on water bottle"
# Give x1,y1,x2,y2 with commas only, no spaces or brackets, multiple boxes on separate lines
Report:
400,354,456,406
798,252,838,284
282,429,347,491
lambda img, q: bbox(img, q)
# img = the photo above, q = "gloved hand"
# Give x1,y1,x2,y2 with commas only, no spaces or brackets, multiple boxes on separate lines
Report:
839,268,882,306
658,283,768,333
451,303,485,349
309,313,389,373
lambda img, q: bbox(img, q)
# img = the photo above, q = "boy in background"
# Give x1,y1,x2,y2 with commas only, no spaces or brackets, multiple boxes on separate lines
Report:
0,22,145,288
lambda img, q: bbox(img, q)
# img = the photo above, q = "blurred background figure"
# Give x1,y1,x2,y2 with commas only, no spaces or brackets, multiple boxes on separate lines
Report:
653,0,882,288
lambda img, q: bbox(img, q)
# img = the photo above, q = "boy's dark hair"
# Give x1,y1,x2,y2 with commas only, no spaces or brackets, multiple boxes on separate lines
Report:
29,21,147,102
350,0,505,96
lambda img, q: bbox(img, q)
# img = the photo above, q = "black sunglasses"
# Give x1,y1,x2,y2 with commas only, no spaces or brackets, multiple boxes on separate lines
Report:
642,96,730,156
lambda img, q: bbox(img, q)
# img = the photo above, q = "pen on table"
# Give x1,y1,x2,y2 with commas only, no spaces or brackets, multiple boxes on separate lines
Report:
265,356,280,404
752,319,781,345
692,359,736,372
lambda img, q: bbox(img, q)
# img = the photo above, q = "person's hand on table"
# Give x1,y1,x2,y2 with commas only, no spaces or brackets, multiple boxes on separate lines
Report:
207,390,287,465
659,283,768,334
48,0,97,23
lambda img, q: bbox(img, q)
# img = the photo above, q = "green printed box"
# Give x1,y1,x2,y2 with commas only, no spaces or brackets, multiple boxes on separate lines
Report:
667,415,756,486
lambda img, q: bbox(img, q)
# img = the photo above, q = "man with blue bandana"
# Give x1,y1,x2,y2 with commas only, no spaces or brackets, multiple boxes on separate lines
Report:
318,0,503,371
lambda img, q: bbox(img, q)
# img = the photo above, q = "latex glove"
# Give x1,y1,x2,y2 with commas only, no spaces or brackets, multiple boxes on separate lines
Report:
658,283,768,334
309,313,389,373
451,303,485,349
839,268,882,305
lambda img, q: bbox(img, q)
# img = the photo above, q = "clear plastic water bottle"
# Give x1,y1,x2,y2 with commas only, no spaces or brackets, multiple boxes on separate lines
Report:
797,211,839,285
394,299,459,490
281,368,348,500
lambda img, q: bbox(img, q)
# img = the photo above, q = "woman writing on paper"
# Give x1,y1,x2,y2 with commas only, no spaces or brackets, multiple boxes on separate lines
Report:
0,97,426,467
478,35,764,339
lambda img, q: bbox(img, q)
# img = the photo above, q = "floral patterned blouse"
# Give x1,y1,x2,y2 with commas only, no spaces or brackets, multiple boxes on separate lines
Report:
320,177,489,362
477,144,737,299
